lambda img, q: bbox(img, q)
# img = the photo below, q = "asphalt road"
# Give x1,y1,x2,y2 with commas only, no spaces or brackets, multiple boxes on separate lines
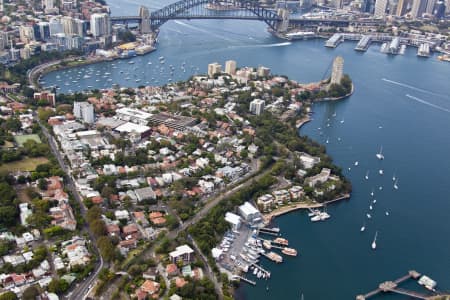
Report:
37,120,104,300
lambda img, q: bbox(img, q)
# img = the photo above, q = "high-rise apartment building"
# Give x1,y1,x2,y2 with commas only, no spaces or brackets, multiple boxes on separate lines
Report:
330,56,344,85
225,60,237,75
90,13,111,38
249,99,265,116
410,0,427,17
73,102,95,124
208,62,222,78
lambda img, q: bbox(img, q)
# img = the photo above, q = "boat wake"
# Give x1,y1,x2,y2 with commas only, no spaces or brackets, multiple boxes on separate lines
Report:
382,78,449,99
229,42,292,49
406,94,450,114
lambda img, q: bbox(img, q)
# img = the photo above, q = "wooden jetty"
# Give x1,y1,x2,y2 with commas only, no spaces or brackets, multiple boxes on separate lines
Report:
356,270,436,300
234,275,256,286
251,263,271,278
258,229,279,236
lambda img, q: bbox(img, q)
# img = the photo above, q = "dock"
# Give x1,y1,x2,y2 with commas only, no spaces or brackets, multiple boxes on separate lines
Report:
251,263,271,278
356,270,437,300
234,275,256,286
258,229,278,236
355,35,372,52
259,227,280,234
257,238,285,250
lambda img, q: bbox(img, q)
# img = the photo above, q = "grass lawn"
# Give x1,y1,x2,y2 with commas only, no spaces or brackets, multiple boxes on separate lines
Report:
0,157,49,173
14,134,42,147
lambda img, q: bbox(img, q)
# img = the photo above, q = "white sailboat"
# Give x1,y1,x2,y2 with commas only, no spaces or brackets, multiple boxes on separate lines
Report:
340,119,345,124
371,231,378,250
372,199,377,204
365,171,369,180
369,205,373,210
354,161,359,166
392,173,396,181
370,189,374,197
366,213,372,219
385,211,390,216
376,146,385,160
379,169,384,175
394,179,399,190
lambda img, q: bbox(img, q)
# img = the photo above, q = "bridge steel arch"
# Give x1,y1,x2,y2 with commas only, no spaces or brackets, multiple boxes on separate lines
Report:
149,0,282,31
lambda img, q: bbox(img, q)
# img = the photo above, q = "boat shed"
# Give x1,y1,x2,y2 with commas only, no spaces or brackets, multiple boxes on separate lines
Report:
225,212,242,231
238,202,261,224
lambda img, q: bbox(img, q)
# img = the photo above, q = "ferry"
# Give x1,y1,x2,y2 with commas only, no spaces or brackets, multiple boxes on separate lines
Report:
266,252,283,263
273,237,288,246
282,247,298,256
437,54,450,62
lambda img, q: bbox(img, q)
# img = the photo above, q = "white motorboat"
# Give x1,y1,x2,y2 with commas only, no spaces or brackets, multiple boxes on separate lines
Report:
376,146,385,160
372,231,378,250
360,224,366,232
311,215,322,222
394,179,399,190
340,119,344,124
379,169,384,175
369,205,373,210
370,189,374,197
373,199,377,204
365,171,369,180
366,213,372,219
354,161,359,166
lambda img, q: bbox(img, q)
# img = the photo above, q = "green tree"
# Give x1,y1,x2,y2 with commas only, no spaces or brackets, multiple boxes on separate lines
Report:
47,278,69,294
22,285,40,300
0,291,18,300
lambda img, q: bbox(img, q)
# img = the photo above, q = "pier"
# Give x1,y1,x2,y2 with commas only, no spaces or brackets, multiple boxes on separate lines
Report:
251,263,271,278
356,270,438,300
259,227,280,234
258,229,279,236
234,275,256,286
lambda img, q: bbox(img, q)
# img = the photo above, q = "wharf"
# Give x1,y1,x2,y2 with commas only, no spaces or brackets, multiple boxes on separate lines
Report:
355,270,437,300
251,263,271,278
234,275,256,286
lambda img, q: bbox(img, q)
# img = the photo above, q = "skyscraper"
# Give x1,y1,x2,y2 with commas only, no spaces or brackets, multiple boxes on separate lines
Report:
374,0,389,16
225,60,237,75
425,0,437,13
90,13,111,38
0,0,4,12
330,56,344,85
410,0,427,17
335,0,344,8
396,0,408,15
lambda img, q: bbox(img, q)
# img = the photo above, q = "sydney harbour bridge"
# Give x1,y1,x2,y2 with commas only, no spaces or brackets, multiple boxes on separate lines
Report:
109,0,380,34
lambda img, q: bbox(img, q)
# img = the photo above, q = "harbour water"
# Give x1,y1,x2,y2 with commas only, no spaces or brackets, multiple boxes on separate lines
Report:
42,1,450,299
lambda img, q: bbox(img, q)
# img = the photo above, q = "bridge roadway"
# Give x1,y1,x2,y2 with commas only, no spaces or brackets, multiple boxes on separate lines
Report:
110,15,378,27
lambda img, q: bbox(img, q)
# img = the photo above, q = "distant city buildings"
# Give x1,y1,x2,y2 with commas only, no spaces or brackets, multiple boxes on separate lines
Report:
330,56,344,85
249,99,265,115
225,60,237,75
73,102,95,123
208,62,222,78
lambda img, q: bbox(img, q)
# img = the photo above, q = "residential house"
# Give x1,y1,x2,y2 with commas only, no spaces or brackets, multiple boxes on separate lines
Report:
257,194,274,211
169,245,194,265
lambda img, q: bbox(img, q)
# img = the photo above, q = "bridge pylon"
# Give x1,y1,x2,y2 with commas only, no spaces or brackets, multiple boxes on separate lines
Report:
139,5,151,34
275,8,290,33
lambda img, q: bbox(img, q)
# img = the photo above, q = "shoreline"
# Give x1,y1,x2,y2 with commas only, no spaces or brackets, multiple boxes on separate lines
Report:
315,83,355,102
263,193,351,223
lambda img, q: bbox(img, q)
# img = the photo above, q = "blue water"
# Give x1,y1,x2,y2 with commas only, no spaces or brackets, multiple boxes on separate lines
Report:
42,1,450,299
